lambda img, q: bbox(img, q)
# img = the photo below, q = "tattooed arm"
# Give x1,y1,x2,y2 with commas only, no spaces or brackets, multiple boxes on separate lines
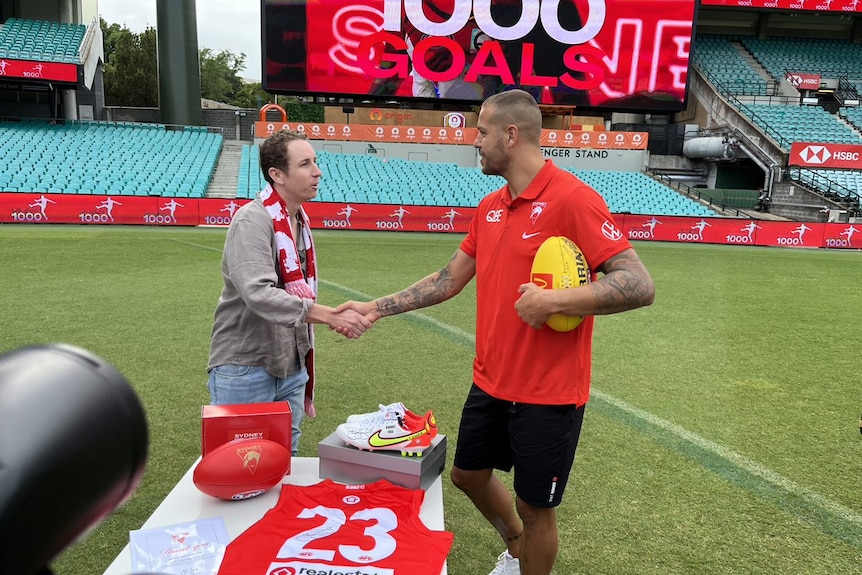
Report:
334,249,476,324
515,248,655,329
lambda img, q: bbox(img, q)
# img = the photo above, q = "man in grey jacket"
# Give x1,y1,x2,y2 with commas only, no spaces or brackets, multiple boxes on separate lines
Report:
208,130,370,455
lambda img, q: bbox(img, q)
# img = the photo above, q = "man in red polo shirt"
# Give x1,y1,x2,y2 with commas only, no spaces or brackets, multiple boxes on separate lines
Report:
337,89,654,575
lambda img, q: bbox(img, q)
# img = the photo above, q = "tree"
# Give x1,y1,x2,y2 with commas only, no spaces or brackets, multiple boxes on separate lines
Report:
100,18,158,107
199,47,244,104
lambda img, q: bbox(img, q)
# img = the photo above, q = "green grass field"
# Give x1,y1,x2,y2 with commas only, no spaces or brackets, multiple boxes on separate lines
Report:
2,225,862,575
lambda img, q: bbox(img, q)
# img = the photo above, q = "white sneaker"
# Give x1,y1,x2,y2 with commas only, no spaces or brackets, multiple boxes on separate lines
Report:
346,402,407,425
488,550,520,575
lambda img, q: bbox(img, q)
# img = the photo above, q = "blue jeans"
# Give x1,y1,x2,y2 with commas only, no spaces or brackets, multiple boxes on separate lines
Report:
207,364,308,455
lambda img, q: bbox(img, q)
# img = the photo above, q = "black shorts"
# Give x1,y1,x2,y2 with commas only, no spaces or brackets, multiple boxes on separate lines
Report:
453,383,585,508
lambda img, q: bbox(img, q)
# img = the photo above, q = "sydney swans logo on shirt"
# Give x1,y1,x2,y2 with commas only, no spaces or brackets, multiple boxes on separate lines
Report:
530,202,547,226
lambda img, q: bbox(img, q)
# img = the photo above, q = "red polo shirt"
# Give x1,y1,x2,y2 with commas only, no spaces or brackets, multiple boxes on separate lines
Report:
460,160,630,405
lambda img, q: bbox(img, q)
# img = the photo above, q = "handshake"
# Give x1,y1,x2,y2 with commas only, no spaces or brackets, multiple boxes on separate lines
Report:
318,300,379,340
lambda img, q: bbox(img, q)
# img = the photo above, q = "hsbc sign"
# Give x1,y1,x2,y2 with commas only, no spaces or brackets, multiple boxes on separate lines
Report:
785,72,821,90
790,142,862,169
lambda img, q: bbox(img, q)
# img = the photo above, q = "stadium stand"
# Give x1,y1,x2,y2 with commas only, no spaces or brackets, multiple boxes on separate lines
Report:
691,35,774,96
739,104,862,146
3,12,860,223
740,36,862,91
840,106,862,132
0,17,86,63
232,150,715,216
690,33,862,212
569,170,717,217
0,121,222,197
237,144,266,199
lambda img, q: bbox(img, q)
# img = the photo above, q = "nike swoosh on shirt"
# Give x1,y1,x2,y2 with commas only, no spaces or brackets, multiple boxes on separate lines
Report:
522,232,541,239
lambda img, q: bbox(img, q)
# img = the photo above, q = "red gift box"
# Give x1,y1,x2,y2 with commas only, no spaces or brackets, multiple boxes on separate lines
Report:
201,402,292,472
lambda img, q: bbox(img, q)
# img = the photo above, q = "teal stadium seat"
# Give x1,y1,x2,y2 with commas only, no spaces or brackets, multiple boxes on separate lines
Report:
0,120,222,199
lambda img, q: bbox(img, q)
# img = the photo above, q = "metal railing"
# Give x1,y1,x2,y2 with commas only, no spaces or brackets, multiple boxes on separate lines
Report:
786,166,861,208
647,168,752,218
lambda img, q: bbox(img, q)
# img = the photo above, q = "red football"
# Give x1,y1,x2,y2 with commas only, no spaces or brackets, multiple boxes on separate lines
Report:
193,438,290,500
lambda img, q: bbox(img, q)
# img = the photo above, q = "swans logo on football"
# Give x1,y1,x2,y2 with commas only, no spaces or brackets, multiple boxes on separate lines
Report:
237,445,262,474
486,209,503,223
601,220,622,241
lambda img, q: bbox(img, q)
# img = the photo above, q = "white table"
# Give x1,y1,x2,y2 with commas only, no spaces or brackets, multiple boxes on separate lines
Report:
103,457,446,575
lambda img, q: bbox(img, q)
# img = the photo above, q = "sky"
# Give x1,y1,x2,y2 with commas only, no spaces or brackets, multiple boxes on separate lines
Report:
97,0,262,81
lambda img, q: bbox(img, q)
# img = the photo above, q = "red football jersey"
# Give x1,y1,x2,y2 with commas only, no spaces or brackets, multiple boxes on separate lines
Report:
217,479,454,575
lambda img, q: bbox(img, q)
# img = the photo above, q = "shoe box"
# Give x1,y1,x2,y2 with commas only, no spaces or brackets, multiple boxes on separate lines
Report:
201,402,292,469
317,432,447,491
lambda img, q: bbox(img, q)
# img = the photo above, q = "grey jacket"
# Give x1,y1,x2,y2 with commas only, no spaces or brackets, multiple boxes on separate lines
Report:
208,198,313,378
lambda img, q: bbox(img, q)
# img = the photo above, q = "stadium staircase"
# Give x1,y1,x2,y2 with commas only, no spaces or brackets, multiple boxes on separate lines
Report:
206,141,244,198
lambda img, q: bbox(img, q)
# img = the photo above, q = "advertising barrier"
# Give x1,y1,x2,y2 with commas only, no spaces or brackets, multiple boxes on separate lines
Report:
0,57,79,83
3,192,862,250
700,0,862,13
254,122,648,149
254,122,479,143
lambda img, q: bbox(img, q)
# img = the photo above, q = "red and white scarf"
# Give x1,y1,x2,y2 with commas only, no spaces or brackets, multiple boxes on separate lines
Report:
260,184,318,416
260,184,317,300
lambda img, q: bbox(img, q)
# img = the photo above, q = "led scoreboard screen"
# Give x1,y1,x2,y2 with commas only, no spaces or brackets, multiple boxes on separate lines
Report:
262,0,699,112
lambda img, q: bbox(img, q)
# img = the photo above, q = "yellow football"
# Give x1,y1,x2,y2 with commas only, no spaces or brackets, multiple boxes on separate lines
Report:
529,236,591,332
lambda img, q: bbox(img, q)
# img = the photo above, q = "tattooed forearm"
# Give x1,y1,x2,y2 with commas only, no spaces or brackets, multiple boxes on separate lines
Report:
590,250,655,314
376,255,463,317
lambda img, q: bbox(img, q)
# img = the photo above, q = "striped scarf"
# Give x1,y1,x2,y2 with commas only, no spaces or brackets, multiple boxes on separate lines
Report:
259,184,317,300
260,184,318,416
